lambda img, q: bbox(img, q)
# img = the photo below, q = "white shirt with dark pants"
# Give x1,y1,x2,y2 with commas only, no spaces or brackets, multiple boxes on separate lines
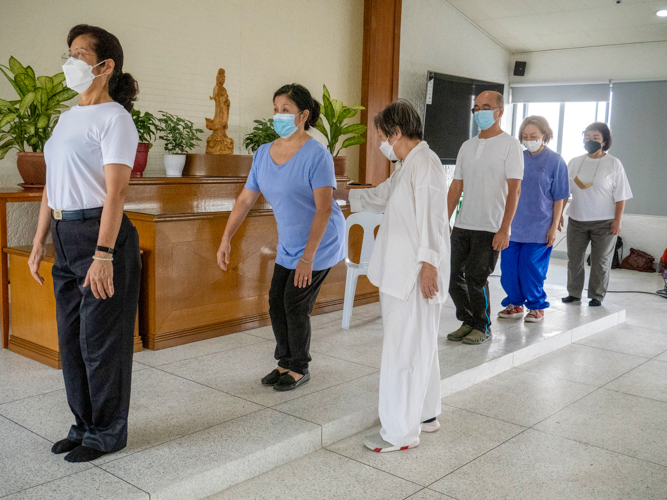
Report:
450,132,524,334
44,102,141,453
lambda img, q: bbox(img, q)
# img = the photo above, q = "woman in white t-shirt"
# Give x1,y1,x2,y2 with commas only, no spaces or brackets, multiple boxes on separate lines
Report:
27,24,141,463
563,122,632,307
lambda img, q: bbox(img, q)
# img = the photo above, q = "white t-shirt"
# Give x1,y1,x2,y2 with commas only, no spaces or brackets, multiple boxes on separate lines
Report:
45,102,138,210
566,153,633,222
453,132,524,233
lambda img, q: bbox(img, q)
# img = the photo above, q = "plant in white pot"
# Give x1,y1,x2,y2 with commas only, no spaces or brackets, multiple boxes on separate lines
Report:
313,85,366,177
157,111,203,177
0,56,78,186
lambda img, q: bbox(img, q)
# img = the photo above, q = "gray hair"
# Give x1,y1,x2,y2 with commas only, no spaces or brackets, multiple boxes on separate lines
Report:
373,99,423,140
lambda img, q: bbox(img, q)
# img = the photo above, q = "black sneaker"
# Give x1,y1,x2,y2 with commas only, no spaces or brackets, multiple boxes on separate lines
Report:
562,296,581,304
589,299,602,307
274,371,310,391
261,369,287,386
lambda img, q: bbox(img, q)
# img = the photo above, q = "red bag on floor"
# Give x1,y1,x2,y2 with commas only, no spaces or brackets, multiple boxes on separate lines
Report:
620,248,656,273
660,249,667,273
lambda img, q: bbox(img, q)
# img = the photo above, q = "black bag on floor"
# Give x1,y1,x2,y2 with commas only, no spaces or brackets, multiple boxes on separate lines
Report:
587,236,623,269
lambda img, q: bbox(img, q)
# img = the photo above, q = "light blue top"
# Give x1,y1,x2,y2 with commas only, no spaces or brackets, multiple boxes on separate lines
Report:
245,138,345,271
511,147,570,244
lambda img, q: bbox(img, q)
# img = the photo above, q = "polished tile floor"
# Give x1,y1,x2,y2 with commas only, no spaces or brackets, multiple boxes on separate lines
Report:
1,259,665,499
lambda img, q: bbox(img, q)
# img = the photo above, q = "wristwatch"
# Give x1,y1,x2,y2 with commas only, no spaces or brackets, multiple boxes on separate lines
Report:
96,245,116,255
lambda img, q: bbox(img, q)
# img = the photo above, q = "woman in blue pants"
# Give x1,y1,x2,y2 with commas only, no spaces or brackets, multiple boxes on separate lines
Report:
498,116,569,322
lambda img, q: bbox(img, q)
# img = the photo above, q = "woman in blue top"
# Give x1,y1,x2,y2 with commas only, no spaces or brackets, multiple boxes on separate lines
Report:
217,84,345,391
498,116,570,323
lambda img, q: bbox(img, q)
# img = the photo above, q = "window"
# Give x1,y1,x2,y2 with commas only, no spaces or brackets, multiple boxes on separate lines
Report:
512,101,609,164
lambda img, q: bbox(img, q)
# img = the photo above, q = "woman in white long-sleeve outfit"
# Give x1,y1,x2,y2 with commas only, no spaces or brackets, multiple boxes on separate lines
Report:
336,100,450,453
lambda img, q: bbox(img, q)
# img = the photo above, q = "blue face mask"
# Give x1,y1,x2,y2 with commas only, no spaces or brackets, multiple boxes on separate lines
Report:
474,110,496,131
273,112,302,138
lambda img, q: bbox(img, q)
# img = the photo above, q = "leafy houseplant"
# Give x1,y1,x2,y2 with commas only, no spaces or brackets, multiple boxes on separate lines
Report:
243,118,279,153
0,56,77,185
314,85,366,176
130,109,160,177
157,111,204,176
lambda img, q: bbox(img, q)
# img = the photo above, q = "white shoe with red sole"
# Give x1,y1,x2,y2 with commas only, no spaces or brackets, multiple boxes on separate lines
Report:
363,433,420,453
498,305,525,319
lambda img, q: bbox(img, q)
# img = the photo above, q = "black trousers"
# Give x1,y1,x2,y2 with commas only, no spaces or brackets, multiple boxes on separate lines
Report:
52,214,141,453
269,264,330,375
449,227,499,333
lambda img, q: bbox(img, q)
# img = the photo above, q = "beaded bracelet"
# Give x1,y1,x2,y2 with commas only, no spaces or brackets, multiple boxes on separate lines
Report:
92,256,113,262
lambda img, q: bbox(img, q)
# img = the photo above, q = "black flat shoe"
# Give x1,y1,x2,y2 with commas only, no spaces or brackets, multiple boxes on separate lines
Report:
64,445,108,463
274,372,310,392
261,369,288,386
562,296,581,304
589,299,602,307
51,438,81,454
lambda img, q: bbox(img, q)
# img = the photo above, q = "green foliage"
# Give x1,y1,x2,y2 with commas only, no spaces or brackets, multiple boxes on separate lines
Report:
131,109,160,147
243,118,279,153
314,85,366,157
157,111,203,154
0,56,77,159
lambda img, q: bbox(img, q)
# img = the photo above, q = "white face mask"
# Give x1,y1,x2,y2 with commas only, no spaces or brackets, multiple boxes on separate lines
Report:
379,137,399,162
62,57,107,94
522,138,543,153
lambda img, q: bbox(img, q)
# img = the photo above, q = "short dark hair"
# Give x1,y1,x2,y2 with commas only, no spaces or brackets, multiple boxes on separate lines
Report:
273,84,320,131
373,99,423,140
67,24,138,112
584,122,612,151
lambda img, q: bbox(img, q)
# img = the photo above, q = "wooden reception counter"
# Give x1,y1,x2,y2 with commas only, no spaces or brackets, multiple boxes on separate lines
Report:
123,174,377,350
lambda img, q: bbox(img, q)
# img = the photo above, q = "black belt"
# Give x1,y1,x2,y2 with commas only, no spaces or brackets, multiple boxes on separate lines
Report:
52,207,104,220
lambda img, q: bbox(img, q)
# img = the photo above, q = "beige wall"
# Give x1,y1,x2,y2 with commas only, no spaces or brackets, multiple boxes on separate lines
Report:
0,0,364,244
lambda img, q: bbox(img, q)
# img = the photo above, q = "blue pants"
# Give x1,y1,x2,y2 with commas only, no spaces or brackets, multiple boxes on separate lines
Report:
500,242,552,310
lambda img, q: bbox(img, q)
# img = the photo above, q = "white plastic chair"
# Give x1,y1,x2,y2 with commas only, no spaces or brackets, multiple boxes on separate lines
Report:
342,212,384,329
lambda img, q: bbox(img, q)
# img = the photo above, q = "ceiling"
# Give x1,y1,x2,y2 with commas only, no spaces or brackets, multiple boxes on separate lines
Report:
444,0,667,53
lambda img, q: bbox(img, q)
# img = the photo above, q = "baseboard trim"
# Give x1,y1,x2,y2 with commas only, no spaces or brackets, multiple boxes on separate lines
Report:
8,336,61,369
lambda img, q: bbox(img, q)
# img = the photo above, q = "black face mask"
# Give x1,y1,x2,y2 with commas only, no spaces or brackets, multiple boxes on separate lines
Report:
584,140,602,154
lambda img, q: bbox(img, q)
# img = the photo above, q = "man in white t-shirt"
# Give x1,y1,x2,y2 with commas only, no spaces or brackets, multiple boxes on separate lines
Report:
446,91,524,345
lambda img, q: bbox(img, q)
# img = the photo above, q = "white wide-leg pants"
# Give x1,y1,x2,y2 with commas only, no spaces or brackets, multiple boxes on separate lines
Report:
378,287,443,447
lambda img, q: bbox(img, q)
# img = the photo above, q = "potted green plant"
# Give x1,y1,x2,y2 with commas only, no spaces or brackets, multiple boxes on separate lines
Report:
314,85,366,177
157,111,203,177
130,108,159,177
0,56,77,186
243,118,279,153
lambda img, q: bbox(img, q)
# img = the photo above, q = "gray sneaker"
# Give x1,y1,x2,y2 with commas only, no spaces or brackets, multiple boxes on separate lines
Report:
462,329,492,345
447,324,473,341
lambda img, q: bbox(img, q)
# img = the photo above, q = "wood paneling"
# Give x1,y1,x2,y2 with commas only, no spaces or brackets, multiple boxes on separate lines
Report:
359,0,402,186
5,246,142,369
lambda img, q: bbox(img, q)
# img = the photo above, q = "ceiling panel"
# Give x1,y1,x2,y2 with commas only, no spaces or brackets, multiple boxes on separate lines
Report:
442,0,667,53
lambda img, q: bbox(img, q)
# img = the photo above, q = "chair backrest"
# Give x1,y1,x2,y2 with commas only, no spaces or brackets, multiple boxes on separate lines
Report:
345,212,384,266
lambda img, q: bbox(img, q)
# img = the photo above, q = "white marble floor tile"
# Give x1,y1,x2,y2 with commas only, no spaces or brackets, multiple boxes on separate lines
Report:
575,323,667,358
536,388,667,467
624,306,667,333
604,359,667,402
0,349,64,405
132,361,150,372
0,368,262,465
206,449,422,500
430,429,667,500
515,343,646,387
0,416,91,497
310,320,384,369
273,373,380,446
3,467,149,499
101,408,321,500
443,368,596,427
405,489,455,500
438,343,512,379
326,406,523,486
133,332,268,367
159,341,377,407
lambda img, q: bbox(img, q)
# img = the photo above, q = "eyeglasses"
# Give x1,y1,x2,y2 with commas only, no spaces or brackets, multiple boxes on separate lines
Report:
471,106,499,114
61,51,87,61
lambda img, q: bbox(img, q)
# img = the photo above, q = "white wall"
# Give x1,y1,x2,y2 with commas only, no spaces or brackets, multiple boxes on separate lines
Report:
399,0,511,120
0,0,364,244
510,41,667,84
510,41,667,265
